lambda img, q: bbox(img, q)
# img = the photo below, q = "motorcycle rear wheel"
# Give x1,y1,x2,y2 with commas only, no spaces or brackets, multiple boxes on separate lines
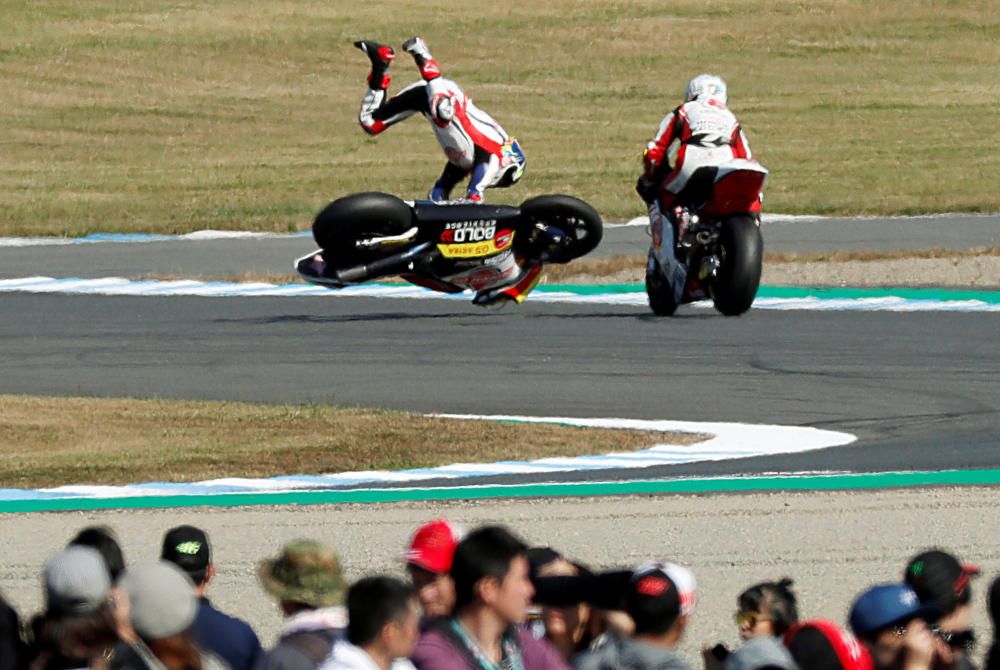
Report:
709,214,763,316
312,192,414,266
515,195,603,264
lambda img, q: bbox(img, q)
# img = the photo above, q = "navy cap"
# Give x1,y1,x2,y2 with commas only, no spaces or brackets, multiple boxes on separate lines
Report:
848,584,937,639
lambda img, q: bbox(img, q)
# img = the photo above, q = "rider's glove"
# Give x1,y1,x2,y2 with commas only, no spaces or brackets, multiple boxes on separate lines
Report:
635,176,659,204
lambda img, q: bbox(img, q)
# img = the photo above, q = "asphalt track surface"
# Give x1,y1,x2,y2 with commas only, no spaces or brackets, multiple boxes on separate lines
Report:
0,214,998,484
1,214,998,279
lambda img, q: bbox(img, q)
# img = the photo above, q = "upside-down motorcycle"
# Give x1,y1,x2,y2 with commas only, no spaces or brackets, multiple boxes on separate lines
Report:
296,192,603,304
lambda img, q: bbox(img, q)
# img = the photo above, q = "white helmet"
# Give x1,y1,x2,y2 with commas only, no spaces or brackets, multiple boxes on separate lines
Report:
685,74,728,105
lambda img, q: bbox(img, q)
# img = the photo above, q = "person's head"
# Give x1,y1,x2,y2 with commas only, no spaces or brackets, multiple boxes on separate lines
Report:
36,546,118,661
625,561,696,646
848,583,936,669
526,547,595,658
685,73,728,106
161,525,212,589
119,561,201,669
450,525,533,623
258,539,346,616
347,576,421,660
785,620,873,670
736,578,800,640
904,549,979,632
68,525,125,582
404,519,462,617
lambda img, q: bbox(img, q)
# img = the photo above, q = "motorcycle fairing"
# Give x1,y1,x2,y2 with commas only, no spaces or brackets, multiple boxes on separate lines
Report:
699,159,768,218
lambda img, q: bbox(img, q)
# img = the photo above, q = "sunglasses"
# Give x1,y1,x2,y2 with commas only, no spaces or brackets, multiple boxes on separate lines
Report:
931,627,976,651
734,611,771,628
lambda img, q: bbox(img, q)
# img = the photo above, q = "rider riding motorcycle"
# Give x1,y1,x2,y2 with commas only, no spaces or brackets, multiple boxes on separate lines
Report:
356,37,526,204
636,74,754,303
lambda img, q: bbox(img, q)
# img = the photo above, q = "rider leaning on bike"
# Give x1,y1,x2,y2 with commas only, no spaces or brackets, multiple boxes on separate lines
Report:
636,74,754,303
355,37,526,204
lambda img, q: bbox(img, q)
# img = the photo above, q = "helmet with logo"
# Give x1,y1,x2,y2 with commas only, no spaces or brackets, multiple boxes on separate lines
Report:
685,74,728,105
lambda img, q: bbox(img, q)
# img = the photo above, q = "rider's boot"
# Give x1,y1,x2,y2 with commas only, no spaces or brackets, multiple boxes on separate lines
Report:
355,40,395,90
473,262,544,307
403,36,441,81
648,201,687,304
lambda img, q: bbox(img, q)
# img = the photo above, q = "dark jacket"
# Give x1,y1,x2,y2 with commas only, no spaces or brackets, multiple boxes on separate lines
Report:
194,597,263,670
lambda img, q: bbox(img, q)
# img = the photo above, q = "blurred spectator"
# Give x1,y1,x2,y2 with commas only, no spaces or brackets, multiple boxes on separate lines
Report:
986,575,1000,670
723,636,798,670
704,577,800,668
319,576,419,670
255,540,347,670
111,560,228,670
734,579,799,641
1,591,28,670
847,583,938,670
573,560,696,670
411,525,568,670
784,620,873,670
524,547,606,661
903,549,979,669
68,526,126,582
161,525,263,670
28,546,119,670
403,520,462,619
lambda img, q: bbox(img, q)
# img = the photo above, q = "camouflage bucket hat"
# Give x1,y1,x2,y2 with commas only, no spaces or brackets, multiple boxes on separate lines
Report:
257,539,345,608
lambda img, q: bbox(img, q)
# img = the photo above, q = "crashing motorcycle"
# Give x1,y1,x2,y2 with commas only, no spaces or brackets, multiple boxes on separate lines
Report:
645,159,768,316
296,192,603,305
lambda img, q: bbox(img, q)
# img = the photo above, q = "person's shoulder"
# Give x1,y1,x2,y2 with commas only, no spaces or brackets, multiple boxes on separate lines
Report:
196,601,261,641
514,626,570,669
411,625,467,670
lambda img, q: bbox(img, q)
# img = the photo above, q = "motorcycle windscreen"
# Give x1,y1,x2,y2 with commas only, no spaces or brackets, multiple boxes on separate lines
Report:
700,167,767,218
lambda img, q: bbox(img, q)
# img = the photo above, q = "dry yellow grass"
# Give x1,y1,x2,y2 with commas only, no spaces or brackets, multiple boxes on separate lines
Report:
0,395,698,488
1,1,998,237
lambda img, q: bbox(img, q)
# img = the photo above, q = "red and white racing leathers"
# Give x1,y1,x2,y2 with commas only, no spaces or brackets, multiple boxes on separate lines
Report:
359,76,521,202
640,95,752,303
642,96,752,204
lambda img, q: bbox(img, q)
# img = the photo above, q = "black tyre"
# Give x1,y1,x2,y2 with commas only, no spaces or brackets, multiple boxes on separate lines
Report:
710,214,763,316
516,195,603,264
645,254,679,316
312,192,414,265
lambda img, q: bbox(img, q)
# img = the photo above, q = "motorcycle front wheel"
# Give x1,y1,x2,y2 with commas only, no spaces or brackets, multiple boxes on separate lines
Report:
709,214,763,316
645,253,679,316
515,195,603,264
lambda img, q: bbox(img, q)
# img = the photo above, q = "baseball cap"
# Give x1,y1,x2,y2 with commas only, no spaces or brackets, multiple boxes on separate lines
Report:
404,519,463,575
785,619,873,670
43,545,112,616
631,560,697,615
726,635,799,670
120,561,198,641
904,549,980,612
849,583,938,639
258,539,346,608
161,525,210,580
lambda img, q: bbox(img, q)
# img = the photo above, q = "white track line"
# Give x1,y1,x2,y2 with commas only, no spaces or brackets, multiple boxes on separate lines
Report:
5,416,856,501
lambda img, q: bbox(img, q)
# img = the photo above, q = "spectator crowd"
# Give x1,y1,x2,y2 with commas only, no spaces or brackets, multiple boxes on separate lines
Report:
1,520,998,670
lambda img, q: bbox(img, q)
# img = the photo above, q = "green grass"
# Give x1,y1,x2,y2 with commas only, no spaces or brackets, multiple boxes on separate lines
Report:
1,0,998,237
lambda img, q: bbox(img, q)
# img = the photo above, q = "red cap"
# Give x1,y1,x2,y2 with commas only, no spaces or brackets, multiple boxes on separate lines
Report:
404,519,463,575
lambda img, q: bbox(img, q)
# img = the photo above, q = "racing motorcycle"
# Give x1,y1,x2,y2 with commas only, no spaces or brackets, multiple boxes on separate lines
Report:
646,159,767,316
296,192,603,303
